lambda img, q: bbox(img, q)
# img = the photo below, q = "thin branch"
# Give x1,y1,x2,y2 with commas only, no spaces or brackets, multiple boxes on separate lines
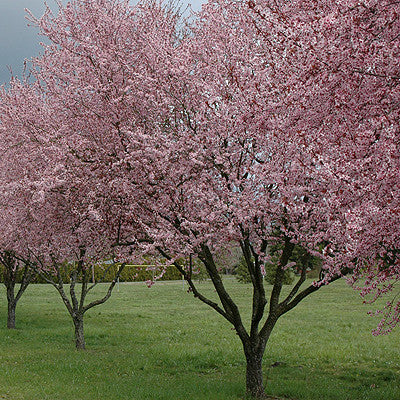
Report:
353,69,400,80
156,247,233,323
282,268,352,315
86,261,119,293
279,253,310,309
15,262,34,303
269,237,294,316
83,263,126,312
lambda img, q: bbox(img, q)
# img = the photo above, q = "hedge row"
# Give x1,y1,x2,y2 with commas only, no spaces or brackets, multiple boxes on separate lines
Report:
0,263,183,284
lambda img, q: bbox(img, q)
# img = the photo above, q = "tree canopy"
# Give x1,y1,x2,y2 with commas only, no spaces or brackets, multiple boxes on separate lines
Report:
0,0,399,396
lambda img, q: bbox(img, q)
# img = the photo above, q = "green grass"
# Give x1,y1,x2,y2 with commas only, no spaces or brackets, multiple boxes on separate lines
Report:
0,278,399,400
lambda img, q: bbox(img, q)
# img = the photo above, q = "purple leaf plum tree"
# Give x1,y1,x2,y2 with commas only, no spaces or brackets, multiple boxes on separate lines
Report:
5,0,398,396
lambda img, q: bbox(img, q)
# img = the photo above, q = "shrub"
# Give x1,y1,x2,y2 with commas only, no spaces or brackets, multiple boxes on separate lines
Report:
234,256,295,285
263,262,295,285
234,257,252,283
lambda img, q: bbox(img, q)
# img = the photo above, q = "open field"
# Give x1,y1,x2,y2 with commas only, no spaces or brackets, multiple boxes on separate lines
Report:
0,278,399,400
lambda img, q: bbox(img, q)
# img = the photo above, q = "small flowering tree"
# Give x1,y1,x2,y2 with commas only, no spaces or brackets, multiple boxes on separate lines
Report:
29,248,126,350
0,77,130,349
0,78,48,329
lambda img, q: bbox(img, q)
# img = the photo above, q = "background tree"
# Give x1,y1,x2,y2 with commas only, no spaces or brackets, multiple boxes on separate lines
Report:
0,78,50,329
29,249,126,350
0,76,130,350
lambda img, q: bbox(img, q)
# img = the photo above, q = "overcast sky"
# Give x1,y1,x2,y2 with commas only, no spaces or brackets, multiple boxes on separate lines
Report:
0,0,205,84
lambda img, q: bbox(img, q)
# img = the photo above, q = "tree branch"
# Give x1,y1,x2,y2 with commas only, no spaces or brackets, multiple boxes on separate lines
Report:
156,247,233,323
83,263,126,312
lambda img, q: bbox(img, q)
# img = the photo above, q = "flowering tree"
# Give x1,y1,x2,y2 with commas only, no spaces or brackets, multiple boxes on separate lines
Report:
25,0,400,396
0,77,129,349
175,2,399,396
0,78,48,329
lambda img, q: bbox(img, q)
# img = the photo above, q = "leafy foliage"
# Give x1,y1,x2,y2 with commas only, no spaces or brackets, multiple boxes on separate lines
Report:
234,257,252,284
235,242,322,285
263,262,295,286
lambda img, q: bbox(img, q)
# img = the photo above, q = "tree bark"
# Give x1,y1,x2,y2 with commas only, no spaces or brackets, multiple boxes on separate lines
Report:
7,300,16,329
73,315,85,350
244,343,266,398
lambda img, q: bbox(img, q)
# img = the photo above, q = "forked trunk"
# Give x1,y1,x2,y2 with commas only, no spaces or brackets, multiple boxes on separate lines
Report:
244,345,266,398
7,301,16,329
73,315,85,350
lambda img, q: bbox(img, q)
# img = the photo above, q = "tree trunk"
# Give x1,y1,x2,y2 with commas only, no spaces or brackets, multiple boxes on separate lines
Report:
245,346,265,398
73,315,86,350
6,284,16,329
7,301,16,329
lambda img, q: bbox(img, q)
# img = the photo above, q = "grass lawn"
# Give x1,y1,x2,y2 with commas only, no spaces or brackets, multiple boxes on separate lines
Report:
0,278,399,400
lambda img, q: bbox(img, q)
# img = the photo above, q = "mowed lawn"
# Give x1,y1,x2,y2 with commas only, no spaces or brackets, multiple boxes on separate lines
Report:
0,278,399,400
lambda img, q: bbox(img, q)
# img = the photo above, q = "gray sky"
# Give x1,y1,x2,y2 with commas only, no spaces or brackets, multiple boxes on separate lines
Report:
0,0,205,84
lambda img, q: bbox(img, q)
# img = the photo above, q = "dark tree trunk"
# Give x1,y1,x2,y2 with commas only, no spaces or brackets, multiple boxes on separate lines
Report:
244,345,266,398
158,237,347,399
73,315,85,350
2,251,35,330
38,255,125,351
6,284,16,329
7,300,16,329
